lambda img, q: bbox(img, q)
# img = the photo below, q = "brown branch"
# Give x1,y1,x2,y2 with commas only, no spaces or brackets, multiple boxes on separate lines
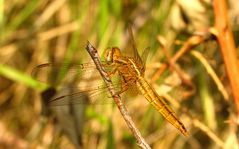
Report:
213,0,239,116
85,41,151,149
171,35,205,63
151,63,167,82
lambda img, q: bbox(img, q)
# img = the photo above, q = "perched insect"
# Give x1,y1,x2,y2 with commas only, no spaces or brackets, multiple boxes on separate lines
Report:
32,27,188,136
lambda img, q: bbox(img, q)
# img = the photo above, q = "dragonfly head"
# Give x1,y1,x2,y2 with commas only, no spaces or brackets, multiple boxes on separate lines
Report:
104,47,122,64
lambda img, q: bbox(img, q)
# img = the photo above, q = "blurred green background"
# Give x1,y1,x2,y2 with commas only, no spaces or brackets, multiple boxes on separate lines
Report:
0,0,239,149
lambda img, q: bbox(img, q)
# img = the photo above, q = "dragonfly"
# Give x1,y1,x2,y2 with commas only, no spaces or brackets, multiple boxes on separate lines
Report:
32,27,188,136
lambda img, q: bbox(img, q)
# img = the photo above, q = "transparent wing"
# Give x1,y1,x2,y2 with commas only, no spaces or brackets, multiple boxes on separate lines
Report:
141,47,150,71
127,25,143,66
31,62,113,85
127,26,150,75
47,83,123,106
33,62,132,106
31,62,98,77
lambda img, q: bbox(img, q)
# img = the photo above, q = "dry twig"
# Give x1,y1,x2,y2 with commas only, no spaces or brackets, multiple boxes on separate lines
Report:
190,50,229,100
192,119,224,148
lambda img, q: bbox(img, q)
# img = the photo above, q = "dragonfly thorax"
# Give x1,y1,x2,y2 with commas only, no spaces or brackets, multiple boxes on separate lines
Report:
104,47,144,81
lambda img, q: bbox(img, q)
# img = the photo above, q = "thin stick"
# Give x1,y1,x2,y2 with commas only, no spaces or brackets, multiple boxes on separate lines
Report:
190,50,229,100
192,119,224,148
85,41,151,149
156,36,197,97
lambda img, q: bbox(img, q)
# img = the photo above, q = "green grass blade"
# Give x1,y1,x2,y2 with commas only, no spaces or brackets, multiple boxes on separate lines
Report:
106,121,115,149
0,64,48,91
9,0,39,30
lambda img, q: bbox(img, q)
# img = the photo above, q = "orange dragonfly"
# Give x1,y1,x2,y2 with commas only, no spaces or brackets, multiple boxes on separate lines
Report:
32,28,188,136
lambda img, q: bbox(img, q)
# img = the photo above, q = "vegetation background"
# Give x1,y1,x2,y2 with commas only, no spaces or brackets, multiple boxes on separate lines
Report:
0,0,239,148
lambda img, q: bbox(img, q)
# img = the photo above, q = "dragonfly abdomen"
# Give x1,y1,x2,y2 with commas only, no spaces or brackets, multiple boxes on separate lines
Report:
136,77,188,136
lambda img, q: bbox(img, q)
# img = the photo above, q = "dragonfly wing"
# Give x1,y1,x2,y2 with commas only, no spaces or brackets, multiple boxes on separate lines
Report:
31,62,113,84
45,76,142,107
127,26,143,66
140,47,150,71
47,82,124,106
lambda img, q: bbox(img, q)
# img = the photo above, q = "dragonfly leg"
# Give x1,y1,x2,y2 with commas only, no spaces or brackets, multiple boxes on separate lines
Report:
113,77,130,96
108,67,118,77
104,64,119,77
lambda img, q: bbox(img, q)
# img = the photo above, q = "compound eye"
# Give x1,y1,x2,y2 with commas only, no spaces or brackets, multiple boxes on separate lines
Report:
104,48,113,64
